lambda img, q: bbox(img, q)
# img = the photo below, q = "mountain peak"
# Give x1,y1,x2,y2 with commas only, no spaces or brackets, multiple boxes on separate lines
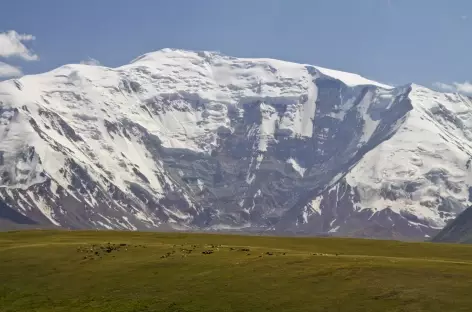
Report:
1,50,471,240
127,48,392,89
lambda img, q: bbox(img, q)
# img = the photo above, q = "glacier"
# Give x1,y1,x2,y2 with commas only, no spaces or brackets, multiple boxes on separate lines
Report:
1,48,471,240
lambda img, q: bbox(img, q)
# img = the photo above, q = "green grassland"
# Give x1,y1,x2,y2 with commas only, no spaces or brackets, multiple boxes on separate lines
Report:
1,231,472,312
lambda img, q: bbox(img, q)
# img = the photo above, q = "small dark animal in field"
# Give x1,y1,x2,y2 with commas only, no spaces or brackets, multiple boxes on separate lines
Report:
265,252,274,256
161,252,172,259
239,248,250,252
202,250,214,255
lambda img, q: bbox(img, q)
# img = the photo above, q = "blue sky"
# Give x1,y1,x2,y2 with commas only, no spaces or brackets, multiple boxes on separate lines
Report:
0,0,471,92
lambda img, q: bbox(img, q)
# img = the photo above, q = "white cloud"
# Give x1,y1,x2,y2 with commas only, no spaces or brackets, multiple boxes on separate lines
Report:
454,82,472,95
0,30,38,61
461,15,468,20
433,81,472,96
0,61,22,78
433,82,456,92
80,57,101,66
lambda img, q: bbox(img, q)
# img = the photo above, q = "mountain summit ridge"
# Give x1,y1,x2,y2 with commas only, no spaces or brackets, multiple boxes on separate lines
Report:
1,49,471,239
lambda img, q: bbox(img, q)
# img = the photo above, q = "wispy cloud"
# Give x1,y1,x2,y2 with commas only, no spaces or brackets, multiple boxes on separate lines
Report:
0,30,39,79
80,57,101,66
0,61,22,78
433,82,456,92
0,30,38,61
454,82,472,95
461,15,468,20
433,81,472,96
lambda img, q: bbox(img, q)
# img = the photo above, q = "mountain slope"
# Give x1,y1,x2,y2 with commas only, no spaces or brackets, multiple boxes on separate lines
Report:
433,206,472,243
1,49,471,239
301,85,472,239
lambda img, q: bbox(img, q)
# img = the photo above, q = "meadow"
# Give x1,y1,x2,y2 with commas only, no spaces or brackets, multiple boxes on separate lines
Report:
1,230,472,312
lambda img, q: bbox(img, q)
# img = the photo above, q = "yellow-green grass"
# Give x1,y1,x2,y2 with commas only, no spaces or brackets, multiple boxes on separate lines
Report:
1,230,472,312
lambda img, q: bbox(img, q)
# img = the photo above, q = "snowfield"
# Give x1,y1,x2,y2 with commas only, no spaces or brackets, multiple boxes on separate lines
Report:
1,48,471,239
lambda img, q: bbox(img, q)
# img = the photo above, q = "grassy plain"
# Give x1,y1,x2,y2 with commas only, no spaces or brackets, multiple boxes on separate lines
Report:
1,230,472,312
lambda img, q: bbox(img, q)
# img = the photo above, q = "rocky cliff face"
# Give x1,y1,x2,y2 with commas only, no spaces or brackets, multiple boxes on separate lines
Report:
433,206,472,243
1,49,471,239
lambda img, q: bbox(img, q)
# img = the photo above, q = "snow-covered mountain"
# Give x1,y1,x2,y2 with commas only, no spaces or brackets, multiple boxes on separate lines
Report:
1,48,471,239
